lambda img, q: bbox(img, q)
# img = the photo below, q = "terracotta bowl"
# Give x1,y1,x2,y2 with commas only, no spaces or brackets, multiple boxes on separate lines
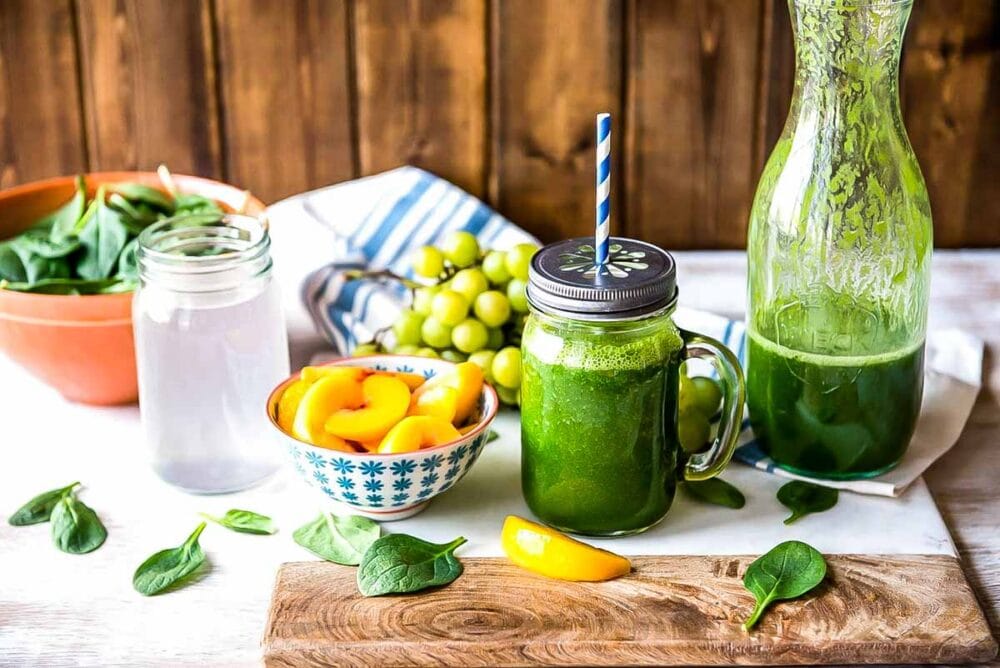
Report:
0,172,265,405
267,355,500,521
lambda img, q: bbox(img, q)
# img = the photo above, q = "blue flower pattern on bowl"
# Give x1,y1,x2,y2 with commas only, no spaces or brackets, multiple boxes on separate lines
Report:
279,355,497,518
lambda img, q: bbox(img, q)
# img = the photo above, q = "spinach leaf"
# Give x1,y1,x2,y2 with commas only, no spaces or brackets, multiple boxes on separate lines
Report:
200,509,276,535
357,534,466,596
682,478,746,509
133,522,207,596
108,182,175,214
49,175,87,240
8,481,80,526
116,238,139,282
9,240,72,284
2,277,126,295
777,481,839,524
76,187,130,280
175,193,223,215
742,540,826,630
51,491,107,554
11,229,80,259
0,242,27,282
293,512,380,565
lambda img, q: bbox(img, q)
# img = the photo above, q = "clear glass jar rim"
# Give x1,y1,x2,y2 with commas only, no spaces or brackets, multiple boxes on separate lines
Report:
139,214,267,267
137,213,272,291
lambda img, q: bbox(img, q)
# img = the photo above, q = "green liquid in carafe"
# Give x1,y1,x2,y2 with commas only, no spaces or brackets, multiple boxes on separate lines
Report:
747,329,923,479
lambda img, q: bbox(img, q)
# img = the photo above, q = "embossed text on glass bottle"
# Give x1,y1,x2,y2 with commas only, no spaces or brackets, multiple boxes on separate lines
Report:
746,0,932,479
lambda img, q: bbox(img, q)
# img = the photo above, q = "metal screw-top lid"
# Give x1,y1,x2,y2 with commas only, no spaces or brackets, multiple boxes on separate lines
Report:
527,237,677,321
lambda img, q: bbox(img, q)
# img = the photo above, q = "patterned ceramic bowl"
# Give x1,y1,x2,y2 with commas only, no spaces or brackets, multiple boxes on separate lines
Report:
266,355,499,521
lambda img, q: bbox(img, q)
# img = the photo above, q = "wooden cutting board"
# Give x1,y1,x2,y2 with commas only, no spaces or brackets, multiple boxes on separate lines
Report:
263,554,997,666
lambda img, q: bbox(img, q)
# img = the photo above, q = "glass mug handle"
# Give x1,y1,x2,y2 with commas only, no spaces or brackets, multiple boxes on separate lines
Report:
679,329,746,482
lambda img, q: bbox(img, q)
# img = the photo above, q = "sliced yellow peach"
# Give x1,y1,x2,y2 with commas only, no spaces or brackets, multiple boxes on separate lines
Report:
324,374,411,442
300,365,370,385
355,439,382,453
392,372,427,391
292,374,364,447
408,385,459,423
277,379,309,434
412,362,483,425
378,416,462,454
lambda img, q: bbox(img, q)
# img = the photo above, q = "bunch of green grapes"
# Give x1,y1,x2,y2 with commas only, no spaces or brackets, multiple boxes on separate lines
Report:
354,231,537,406
677,369,724,453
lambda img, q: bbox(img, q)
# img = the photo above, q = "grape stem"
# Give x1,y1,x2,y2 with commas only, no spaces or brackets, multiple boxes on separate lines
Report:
342,269,424,290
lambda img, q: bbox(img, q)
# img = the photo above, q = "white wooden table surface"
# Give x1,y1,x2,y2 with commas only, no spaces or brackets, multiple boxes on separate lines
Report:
0,249,997,667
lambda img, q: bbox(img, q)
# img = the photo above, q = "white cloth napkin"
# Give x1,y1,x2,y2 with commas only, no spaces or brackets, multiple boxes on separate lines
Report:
266,167,984,498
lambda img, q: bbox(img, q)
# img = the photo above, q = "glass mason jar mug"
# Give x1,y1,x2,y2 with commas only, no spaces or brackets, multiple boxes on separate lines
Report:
133,214,290,493
746,0,932,479
520,238,746,536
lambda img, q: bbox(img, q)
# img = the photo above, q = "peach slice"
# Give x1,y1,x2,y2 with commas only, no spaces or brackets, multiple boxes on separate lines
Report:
412,362,484,425
408,385,459,423
300,365,370,385
292,374,364,450
277,379,309,434
378,416,462,454
324,374,411,442
393,372,427,391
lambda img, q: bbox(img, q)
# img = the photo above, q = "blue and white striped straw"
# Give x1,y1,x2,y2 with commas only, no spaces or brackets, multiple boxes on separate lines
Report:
595,113,611,267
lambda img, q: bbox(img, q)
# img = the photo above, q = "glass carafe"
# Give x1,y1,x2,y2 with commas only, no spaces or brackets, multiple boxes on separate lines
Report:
747,0,932,479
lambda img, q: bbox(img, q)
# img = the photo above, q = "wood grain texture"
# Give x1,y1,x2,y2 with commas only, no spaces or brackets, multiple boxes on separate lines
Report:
902,0,1000,247
0,0,87,187
264,555,996,667
213,0,354,203
626,0,763,251
491,0,623,242
354,0,487,197
75,0,222,177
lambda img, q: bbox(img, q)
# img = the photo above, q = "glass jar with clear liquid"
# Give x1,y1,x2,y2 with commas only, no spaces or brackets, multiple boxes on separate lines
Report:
747,0,932,479
134,214,289,493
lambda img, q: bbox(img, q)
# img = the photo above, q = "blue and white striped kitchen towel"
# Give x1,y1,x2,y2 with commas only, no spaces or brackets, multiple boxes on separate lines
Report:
267,166,983,498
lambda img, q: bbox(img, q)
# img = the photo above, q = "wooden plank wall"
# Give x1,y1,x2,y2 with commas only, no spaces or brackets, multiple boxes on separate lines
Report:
0,0,996,248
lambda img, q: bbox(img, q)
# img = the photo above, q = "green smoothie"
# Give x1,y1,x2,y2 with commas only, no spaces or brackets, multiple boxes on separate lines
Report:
747,330,923,478
520,315,684,535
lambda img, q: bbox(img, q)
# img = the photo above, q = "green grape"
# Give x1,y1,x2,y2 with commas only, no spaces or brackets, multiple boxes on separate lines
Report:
450,268,489,303
504,243,537,281
690,376,723,417
352,342,380,357
678,373,698,414
482,250,511,285
467,350,496,375
420,317,453,349
495,384,519,405
412,285,439,316
678,407,711,453
440,349,468,363
392,308,424,346
416,347,440,359
486,327,504,351
492,346,522,389
473,290,511,328
507,278,529,313
440,231,480,268
430,289,470,326
393,344,420,355
412,245,445,278
451,318,489,354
